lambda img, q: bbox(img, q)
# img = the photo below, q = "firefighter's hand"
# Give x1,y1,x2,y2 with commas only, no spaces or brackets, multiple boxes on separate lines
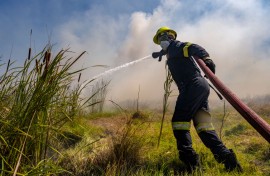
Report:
204,58,215,74
152,50,166,62
152,52,161,59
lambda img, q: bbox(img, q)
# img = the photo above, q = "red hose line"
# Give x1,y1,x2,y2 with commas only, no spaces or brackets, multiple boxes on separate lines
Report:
193,56,270,143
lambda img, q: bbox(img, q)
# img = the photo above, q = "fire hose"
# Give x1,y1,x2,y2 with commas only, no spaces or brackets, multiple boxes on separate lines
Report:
193,56,270,143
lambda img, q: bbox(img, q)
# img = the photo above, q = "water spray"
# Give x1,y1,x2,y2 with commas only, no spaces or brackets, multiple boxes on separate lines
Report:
80,55,151,90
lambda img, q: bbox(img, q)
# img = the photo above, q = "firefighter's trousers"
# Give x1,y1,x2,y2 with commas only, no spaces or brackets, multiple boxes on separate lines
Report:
172,76,230,164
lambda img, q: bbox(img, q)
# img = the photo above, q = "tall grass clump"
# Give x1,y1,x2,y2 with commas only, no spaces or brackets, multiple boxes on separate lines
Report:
0,45,87,175
91,117,145,175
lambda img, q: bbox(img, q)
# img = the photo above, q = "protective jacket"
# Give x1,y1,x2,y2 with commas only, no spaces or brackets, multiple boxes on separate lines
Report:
166,40,209,88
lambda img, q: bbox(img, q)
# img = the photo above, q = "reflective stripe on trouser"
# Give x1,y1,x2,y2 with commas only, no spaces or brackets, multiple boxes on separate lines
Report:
195,122,215,133
172,121,191,130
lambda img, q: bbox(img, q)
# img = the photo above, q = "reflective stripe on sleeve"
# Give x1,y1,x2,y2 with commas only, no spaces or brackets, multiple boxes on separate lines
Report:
195,123,215,133
172,122,191,130
183,42,192,57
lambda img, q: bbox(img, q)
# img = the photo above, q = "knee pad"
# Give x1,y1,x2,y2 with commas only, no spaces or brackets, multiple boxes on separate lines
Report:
193,109,214,133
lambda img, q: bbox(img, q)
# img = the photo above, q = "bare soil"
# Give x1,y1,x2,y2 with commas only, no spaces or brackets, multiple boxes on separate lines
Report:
89,115,129,136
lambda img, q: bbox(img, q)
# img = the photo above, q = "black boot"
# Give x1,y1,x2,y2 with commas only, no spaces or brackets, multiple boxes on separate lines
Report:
179,152,200,172
215,149,243,172
223,149,243,172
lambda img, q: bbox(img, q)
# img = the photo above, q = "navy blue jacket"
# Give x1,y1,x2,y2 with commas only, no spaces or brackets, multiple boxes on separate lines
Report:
166,40,209,88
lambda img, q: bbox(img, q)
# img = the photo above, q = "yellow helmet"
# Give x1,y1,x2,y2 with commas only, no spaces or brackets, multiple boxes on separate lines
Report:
153,26,177,44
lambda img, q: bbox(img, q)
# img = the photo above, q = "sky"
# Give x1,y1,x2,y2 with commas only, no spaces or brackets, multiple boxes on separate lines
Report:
1,0,270,107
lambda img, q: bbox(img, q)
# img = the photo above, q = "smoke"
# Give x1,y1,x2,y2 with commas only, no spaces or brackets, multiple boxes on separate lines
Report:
57,0,270,105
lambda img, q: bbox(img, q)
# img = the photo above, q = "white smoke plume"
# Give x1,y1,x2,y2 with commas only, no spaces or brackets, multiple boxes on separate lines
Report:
58,0,270,106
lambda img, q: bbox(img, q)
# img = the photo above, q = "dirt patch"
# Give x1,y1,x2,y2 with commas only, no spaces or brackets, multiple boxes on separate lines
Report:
89,115,129,136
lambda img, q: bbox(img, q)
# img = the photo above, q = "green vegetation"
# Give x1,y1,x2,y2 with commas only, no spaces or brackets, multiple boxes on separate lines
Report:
0,46,269,175
0,45,89,175
57,106,270,176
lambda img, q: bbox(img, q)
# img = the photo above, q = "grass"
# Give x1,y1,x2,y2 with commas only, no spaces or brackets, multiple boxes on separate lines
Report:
56,104,270,176
58,105,269,176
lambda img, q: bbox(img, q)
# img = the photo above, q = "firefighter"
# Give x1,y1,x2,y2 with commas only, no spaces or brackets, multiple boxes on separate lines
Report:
152,26,242,172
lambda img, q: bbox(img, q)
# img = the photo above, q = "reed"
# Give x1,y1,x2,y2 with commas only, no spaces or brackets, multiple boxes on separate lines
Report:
0,45,86,175
157,64,173,147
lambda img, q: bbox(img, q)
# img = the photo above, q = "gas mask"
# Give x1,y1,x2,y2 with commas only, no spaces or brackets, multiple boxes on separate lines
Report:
158,33,172,51
160,40,171,51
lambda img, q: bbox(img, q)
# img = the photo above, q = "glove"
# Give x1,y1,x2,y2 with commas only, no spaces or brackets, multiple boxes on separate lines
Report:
152,50,167,62
204,58,215,74
152,51,161,59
